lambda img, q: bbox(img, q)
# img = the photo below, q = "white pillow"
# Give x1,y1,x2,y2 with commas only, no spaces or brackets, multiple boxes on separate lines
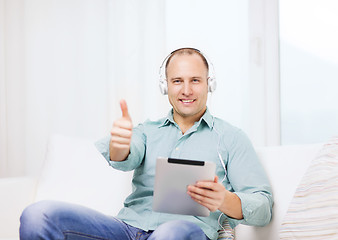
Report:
35,134,133,216
279,137,338,239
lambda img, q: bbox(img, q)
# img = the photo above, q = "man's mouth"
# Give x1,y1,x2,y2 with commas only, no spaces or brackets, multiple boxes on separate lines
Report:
180,99,195,103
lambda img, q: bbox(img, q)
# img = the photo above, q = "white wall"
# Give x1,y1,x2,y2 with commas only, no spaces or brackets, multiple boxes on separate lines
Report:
0,0,280,177
165,0,251,134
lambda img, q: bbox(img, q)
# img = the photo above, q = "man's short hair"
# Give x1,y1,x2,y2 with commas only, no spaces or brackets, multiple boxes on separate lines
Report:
165,48,209,77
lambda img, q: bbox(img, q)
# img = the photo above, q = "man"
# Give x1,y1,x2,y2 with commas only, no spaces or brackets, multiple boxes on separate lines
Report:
20,48,273,240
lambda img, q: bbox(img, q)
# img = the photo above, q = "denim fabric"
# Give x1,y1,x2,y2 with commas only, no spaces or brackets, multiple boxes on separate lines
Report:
20,200,209,240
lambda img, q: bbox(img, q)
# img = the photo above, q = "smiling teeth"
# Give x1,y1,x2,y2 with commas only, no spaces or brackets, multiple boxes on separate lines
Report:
182,100,194,103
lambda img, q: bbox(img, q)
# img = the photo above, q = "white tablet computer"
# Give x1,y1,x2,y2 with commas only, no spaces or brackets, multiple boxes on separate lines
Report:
152,157,216,217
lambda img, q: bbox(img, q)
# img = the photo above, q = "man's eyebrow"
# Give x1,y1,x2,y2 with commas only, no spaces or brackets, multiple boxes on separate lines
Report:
169,77,183,80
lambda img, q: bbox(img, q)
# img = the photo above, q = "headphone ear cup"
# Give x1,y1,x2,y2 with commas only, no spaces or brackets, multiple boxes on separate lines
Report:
208,77,217,92
159,80,168,95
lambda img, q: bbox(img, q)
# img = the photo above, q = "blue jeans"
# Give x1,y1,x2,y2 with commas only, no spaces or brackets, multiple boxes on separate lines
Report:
20,200,210,240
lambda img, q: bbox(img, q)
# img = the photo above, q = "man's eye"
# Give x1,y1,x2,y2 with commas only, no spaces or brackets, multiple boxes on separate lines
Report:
192,79,200,83
173,80,181,84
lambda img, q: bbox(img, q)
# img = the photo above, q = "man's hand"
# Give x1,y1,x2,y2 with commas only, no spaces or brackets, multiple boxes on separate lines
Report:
187,176,243,219
109,99,133,161
187,176,226,212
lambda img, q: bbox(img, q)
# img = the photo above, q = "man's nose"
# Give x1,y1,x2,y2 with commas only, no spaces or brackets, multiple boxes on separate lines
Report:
182,82,192,95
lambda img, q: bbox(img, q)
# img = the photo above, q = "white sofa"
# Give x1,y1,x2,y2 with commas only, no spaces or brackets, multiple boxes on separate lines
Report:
0,134,323,240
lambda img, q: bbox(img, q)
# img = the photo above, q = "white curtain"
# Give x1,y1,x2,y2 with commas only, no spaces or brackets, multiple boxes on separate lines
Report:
0,0,167,177
0,0,277,178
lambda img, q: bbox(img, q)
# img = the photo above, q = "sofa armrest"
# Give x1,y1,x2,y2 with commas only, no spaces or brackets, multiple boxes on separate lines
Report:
0,177,38,239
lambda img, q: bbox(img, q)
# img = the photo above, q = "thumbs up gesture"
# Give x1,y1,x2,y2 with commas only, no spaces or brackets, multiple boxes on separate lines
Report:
109,99,133,161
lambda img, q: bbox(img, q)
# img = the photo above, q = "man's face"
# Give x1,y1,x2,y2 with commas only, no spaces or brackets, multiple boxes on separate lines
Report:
166,54,208,122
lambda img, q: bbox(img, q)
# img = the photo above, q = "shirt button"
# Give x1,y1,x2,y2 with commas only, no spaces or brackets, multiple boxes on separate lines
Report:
176,147,179,151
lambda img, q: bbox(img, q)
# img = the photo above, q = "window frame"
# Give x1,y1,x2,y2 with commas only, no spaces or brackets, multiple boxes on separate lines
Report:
249,0,281,146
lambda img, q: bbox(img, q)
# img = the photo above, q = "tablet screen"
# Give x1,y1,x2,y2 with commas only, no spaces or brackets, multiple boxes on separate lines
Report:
152,157,216,217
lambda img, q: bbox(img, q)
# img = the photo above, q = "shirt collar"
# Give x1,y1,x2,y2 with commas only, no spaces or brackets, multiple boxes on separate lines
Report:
159,109,175,128
159,107,214,130
200,108,214,129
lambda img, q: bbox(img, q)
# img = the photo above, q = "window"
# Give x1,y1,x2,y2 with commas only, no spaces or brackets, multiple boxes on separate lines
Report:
279,0,338,144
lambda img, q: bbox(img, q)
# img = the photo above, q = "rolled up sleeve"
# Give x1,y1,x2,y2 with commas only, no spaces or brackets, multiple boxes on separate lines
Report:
225,130,273,228
95,124,146,172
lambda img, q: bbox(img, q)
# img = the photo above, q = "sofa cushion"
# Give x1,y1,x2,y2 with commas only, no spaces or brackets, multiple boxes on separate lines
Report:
235,143,322,240
35,134,133,216
279,137,338,239
217,218,235,239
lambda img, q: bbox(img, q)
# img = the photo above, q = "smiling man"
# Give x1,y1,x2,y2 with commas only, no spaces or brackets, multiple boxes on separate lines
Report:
20,48,273,240
166,52,209,134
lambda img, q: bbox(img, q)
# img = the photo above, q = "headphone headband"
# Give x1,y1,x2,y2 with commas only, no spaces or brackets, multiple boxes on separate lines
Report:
159,48,216,95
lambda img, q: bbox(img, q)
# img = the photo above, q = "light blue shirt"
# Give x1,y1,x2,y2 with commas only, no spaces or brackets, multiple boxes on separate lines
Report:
95,108,273,240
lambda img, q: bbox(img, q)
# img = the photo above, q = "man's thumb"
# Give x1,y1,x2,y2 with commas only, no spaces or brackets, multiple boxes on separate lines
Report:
120,99,131,120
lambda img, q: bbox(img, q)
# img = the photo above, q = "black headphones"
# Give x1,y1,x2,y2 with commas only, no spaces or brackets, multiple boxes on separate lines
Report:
158,48,216,95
